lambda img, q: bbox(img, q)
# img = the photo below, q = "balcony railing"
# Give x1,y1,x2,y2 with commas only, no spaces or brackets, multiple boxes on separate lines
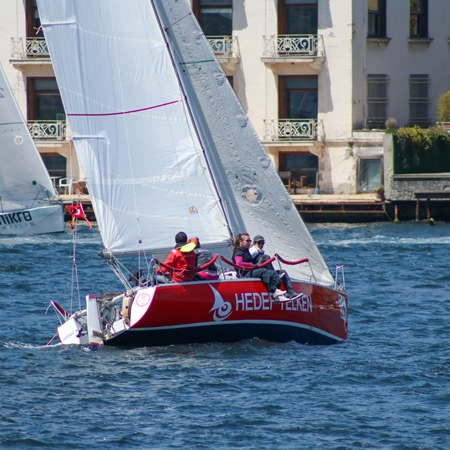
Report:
28,120,69,141
264,119,320,141
263,34,322,58
207,36,239,58
11,37,49,59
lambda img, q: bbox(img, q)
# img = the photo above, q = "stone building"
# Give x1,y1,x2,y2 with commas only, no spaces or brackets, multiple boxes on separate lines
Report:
1,0,449,195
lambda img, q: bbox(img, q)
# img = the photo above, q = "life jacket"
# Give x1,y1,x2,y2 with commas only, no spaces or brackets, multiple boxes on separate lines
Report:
164,242,197,282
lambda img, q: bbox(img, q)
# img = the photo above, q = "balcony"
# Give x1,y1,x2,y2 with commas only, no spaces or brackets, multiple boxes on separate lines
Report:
27,120,70,141
263,119,321,144
10,37,54,76
262,35,324,73
207,36,240,74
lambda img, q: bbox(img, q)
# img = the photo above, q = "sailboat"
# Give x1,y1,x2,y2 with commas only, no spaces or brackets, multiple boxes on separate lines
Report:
0,63,64,235
38,0,348,346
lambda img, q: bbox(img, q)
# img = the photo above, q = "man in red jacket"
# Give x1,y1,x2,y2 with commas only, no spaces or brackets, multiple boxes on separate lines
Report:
157,231,197,282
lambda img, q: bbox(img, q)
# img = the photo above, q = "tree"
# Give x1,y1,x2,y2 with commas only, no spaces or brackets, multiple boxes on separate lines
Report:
437,91,450,123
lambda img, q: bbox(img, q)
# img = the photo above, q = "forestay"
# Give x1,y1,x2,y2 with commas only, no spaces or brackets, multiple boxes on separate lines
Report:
37,0,231,256
0,63,57,211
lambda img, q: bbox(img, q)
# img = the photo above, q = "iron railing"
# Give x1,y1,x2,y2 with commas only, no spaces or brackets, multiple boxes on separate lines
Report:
264,119,320,141
11,37,49,59
207,35,239,57
27,120,68,140
263,34,322,57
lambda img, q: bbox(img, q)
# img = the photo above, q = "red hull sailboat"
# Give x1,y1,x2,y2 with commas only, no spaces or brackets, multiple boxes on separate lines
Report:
39,0,348,347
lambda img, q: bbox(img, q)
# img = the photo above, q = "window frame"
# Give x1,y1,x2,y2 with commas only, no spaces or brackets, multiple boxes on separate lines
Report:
358,157,383,193
279,152,319,186
409,74,430,126
27,77,65,121
192,0,232,36
367,0,386,38
278,0,318,35
410,0,428,38
367,74,389,128
279,75,318,119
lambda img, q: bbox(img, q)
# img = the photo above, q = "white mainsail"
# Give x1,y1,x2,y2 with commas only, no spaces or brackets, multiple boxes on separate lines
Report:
0,63,58,211
37,0,334,285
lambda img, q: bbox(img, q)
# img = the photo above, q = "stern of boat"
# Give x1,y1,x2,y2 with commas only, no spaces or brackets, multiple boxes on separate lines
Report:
51,287,157,346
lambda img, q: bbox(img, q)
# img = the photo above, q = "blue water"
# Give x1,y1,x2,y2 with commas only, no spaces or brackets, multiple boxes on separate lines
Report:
1,222,450,449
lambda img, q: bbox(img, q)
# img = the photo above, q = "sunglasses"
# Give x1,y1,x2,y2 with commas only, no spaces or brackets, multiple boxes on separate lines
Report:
244,239,251,242
256,241,265,244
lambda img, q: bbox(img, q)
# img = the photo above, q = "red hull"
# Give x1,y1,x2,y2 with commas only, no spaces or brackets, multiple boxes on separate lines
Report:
107,279,348,346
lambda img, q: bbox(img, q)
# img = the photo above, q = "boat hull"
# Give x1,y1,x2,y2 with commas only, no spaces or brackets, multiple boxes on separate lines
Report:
0,204,64,235
104,279,348,347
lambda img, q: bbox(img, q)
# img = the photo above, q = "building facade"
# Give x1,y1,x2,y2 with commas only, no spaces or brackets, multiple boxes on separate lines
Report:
1,0,449,195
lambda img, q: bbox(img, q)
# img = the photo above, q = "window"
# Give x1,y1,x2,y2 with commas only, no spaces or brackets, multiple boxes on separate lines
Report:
410,0,428,38
27,78,65,121
26,0,43,37
41,154,67,179
193,0,232,36
279,76,318,119
280,152,318,187
367,74,388,127
278,0,318,35
359,159,382,192
409,74,430,125
368,0,386,38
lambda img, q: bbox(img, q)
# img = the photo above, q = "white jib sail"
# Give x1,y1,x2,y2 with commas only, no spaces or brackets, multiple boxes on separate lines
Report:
37,0,231,256
0,63,58,211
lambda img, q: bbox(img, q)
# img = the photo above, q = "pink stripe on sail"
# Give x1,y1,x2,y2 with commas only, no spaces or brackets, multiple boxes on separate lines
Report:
67,100,180,117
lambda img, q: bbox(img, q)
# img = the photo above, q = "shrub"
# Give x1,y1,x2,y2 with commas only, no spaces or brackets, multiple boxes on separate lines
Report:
385,117,397,129
393,126,450,174
437,91,450,123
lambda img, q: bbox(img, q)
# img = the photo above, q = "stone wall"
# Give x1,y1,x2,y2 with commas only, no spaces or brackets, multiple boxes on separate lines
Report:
383,134,450,200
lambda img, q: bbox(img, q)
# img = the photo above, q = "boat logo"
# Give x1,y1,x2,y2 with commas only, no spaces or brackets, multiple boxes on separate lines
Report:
0,211,33,226
209,286,232,321
338,294,347,321
135,293,150,307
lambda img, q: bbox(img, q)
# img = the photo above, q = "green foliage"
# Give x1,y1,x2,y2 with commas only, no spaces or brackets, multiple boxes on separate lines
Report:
393,126,450,174
437,91,450,123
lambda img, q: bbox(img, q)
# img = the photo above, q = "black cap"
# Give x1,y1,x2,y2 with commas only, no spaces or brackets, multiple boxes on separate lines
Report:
253,235,264,243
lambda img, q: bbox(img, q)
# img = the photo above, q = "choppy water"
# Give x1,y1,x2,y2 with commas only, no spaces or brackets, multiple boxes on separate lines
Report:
1,222,450,449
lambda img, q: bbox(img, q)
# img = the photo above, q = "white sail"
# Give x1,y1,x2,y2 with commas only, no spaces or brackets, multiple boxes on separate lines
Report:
0,63,58,211
37,0,334,285
154,0,334,285
0,63,63,235
36,0,231,256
